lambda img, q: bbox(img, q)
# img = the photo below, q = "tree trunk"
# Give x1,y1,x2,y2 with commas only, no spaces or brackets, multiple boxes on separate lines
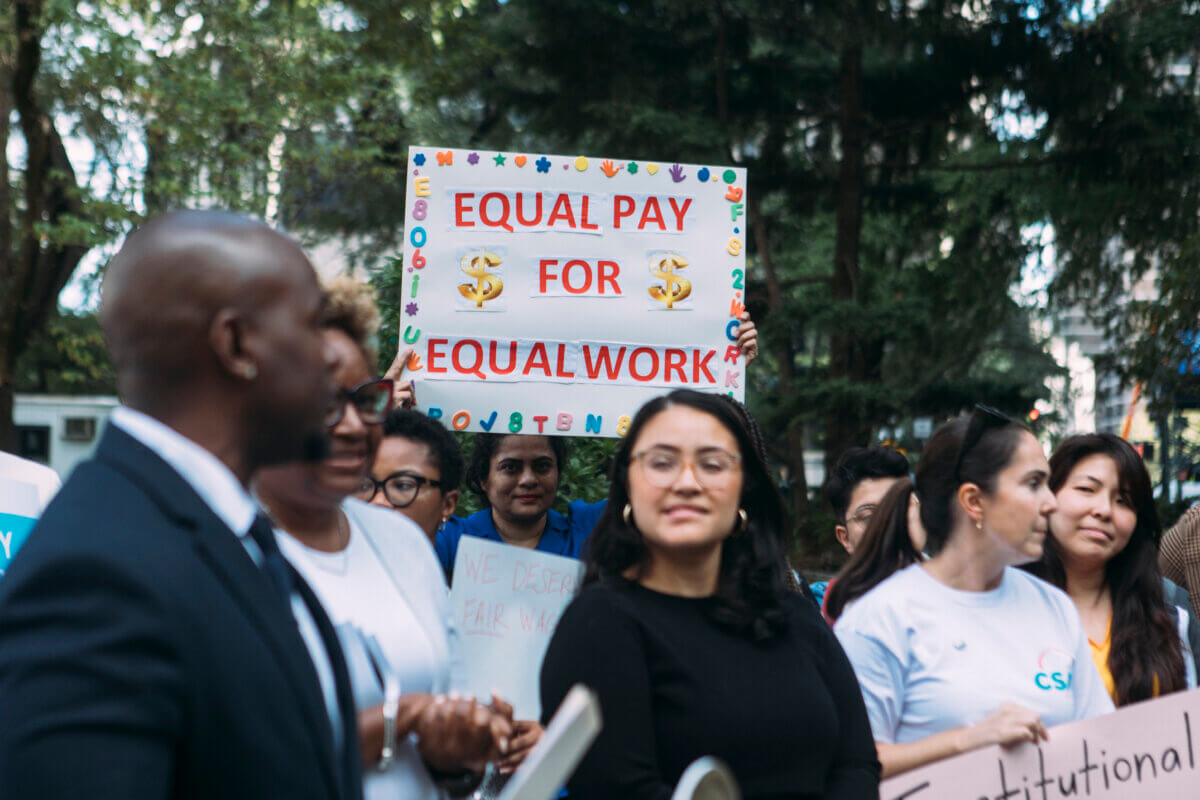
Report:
1,0,90,449
1,22,14,452
824,41,869,480
749,188,811,548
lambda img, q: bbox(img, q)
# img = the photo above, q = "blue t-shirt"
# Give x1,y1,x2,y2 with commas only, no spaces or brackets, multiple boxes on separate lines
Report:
435,499,607,581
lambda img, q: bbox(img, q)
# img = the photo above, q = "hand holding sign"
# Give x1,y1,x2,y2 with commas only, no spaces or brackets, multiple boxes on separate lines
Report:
450,537,585,720
734,312,757,365
490,691,545,775
880,687,1200,800
416,693,514,774
384,344,417,409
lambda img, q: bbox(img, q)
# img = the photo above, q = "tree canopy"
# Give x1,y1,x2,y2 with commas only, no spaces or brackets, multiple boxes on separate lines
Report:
4,0,1198,555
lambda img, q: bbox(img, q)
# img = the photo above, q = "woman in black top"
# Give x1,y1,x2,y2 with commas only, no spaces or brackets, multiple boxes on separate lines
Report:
539,390,880,800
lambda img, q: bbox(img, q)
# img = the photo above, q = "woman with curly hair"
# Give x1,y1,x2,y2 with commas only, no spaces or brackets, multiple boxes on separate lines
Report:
1025,432,1195,705
539,389,879,799
255,278,517,799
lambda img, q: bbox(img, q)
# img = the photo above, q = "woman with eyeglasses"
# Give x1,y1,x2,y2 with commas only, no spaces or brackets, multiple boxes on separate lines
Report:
384,315,762,583
1024,433,1195,705
823,485,927,624
540,389,880,799
254,279,516,800
355,409,463,545
833,407,1114,778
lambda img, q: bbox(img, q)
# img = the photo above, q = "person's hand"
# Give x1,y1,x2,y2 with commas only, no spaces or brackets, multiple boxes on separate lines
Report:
489,692,542,774
383,345,416,409
960,703,1048,752
415,693,513,774
735,312,758,364
358,693,437,766
498,720,542,774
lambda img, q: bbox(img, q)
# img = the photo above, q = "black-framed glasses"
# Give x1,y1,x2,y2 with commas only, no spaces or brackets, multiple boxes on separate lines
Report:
953,404,1013,482
326,377,394,428
354,471,444,508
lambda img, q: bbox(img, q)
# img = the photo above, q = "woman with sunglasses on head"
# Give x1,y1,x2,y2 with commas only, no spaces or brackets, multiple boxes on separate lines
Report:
833,407,1114,778
540,389,879,799
1024,433,1195,706
255,279,516,800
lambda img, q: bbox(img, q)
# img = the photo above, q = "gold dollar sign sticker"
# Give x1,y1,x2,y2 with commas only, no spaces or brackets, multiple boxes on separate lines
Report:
457,250,504,308
647,253,692,309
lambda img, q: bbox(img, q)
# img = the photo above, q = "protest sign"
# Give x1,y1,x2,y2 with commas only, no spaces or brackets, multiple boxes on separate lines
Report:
0,475,40,579
400,146,748,438
880,687,1200,800
449,535,585,720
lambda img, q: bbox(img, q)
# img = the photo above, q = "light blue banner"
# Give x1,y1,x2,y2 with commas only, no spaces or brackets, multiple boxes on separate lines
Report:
0,511,37,579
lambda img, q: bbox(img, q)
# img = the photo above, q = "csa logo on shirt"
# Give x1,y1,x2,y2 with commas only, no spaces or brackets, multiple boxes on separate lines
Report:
1034,647,1073,690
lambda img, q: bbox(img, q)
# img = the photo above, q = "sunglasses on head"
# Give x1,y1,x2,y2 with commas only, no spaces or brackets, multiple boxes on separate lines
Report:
953,403,1013,483
326,377,394,428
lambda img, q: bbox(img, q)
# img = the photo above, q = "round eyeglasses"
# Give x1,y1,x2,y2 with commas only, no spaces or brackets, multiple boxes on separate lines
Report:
630,446,742,489
354,471,444,508
326,377,394,428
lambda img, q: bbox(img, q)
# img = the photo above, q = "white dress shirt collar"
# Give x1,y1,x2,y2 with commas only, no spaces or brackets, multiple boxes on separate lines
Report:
110,406,257,537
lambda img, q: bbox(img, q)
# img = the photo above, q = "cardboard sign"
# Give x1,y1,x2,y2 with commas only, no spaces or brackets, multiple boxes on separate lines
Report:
880,687,1200,799
400,146,748,438
0,476,40,579
449,536,585,720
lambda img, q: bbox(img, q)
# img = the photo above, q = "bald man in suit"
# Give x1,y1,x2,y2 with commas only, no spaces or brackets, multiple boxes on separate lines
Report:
0,211,361,800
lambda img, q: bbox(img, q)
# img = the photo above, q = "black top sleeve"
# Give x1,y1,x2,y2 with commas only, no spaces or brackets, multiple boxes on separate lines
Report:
811,613,883,799
540,586,672,800
541,581,879,800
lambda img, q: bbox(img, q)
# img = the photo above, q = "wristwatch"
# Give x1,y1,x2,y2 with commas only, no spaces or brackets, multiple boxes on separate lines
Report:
378,676,401,771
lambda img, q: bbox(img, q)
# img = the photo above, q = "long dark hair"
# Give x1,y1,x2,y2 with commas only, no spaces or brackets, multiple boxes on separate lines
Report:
826,410,1027,620
583,389,794,641
1026,433,1185,705
465,433,568,505
825,480,921,621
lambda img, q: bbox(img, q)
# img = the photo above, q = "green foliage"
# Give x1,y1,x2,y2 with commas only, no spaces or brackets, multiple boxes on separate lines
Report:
13,309,116,395
11,0,1200,560
1029,1,1200,404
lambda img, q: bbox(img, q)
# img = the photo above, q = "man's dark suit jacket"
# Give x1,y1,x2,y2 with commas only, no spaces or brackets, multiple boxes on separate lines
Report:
0,424,363,800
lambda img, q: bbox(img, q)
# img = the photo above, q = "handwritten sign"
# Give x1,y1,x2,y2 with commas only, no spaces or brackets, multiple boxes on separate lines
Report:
450,536,585,720
0,476,40,580
880,687,1200,800
400,146,747,438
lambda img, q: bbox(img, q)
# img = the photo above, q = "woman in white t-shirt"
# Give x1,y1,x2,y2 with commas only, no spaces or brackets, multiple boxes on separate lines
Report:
834,406,1114,778
255,279,518,800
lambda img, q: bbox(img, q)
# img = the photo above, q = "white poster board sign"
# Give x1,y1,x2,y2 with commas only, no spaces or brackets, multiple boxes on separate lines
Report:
450,536,585,720
880,687,1200,799
400,146,748,438
0,476,40,580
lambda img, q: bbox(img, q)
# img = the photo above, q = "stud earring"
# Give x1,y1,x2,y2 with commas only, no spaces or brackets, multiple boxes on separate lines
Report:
241,363,258,380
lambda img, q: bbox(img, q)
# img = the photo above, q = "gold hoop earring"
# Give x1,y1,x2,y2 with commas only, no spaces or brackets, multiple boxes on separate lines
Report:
736,508,748,535
622,503,634,528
